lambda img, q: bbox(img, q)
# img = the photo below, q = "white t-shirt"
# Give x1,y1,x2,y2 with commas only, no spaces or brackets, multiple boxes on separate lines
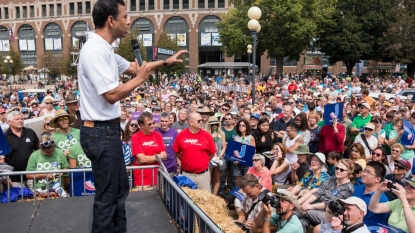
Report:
78,32,129,121
354,134,378,159
284,135,300,164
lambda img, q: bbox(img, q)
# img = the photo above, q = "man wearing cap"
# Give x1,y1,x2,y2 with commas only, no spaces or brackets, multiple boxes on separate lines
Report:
124,97,131,108
65,94,81,129
249,113,260,134
384,159,411,201
197,106,214,131
261,190,303,233
350,103,372,137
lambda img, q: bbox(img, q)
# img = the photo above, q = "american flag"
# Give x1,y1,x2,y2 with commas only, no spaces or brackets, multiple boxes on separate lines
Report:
8,27,15,42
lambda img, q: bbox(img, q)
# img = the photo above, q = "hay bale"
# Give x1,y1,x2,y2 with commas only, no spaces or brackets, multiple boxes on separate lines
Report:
182,187,245,233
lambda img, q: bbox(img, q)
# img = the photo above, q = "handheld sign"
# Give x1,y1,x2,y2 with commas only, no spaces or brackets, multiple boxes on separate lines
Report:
132,111,142,121
0,126,11,156
153,114,160,123
225,140,256,166
324,102,344,125
401,118,415,146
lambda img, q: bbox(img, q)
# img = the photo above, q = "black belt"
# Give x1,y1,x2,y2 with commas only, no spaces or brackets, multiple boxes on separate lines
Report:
182,169,209,174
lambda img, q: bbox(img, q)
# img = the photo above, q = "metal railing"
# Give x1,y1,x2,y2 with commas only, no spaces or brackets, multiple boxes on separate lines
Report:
0,156,223,233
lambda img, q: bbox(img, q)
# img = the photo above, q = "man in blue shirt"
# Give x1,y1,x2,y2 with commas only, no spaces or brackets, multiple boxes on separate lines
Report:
353,161,389,225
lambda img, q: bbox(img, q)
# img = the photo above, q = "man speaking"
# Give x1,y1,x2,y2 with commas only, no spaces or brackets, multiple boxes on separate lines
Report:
78,1,187,232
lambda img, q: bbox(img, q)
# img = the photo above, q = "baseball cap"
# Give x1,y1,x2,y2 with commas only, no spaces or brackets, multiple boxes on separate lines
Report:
337,196,367,216
125,97,131,101
262,112,271,117
383,102,392,107
359,103,370,109
21,108,29,113
276,94,282,98
250,113,260,120
275,190,300,211
395,159,411,170
403,177,415,189
364,122,375,130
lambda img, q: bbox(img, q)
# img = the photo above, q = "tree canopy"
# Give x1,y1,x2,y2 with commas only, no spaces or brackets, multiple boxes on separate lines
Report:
156,32,186,76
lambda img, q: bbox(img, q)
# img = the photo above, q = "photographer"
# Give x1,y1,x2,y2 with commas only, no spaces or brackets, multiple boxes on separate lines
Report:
317,197,370,233
369,178,415,233
261,190,303,233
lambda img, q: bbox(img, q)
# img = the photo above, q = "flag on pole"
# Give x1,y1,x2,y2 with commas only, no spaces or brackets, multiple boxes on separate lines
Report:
8,27,15,42
86,22,90,31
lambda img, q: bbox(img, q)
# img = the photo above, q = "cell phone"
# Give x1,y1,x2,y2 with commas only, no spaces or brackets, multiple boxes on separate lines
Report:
387,182,397,190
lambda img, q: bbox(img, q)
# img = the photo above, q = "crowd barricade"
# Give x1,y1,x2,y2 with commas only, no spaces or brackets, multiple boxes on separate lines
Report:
0,156,223,233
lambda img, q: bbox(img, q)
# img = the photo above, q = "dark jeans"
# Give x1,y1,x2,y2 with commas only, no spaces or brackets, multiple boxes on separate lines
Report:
80,121,129,233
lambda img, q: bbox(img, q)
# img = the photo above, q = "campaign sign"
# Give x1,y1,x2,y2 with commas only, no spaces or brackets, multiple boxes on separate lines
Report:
153,114,160,123
324,102,344,125
69,171,96,197
368,222,405,233
225,140,256,166
0,126,11,156
401,119,415,146
132,112,142,121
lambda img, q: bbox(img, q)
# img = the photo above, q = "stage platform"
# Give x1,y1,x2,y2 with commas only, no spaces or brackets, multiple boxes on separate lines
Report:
2,191,177,233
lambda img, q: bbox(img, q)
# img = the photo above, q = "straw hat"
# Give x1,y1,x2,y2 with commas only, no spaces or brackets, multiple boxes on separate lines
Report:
49,110,75,128
197,106,214,116
207,116,220,125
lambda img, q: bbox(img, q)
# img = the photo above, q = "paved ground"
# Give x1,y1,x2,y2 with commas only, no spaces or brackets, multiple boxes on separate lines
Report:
2,191,177,233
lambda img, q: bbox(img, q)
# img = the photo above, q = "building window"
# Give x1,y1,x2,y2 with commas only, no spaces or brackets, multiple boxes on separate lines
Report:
4,7,8,19
57,4,62,16
0,9,2,19
173,0,179,9
42,5,47,17
29,6,34,17
198,0,205,8
270,58,276,66
22,6,27,18
208,0,214,8
363,60,369,67
15,7,20,18
182,0,189,9
49,4,54,17
69,3,74,15
139,0,145,11
85,1,91,14
218,0,224,8
164,0,169,10
130,0,136,11
283,56,297,66
199,16,220,32
148,0,154,10
77,2,82,14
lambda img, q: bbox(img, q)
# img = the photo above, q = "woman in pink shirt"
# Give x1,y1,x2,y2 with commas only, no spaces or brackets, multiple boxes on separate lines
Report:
247,154,272,191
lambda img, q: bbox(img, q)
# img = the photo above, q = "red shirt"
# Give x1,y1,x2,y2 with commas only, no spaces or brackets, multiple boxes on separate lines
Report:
172,128,216,173
318,124,345,154
287,83,298,93
131,130,166,186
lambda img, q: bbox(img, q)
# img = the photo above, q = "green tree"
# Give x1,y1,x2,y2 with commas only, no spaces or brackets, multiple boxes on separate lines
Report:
62,46,78,78
381,1,415,78
8,47,25,76
217,0,335,75
156,32,186,75
318,0,398,75
115,29,146,63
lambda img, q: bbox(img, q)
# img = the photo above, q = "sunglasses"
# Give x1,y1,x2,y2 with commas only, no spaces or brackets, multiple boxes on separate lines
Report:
57,117,69,122
239,124,246,127
197,119,203,123
391,149,400,153
394,164,406,170
222,108,229,111
225,118,232,120
252,159,261,162
45,102,52,105
147,122,155,126
364,128,373,131
335,167,348,172
41,140,55,147
371,152,382,157
130,124,138,127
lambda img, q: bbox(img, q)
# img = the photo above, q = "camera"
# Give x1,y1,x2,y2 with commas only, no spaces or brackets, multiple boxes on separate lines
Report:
328,201,345,216
234,221,249,232
387,182,397,190
258,190,280,209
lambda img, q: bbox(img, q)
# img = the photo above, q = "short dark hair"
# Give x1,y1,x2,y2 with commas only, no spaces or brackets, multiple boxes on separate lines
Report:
92,0,125,29
137,112,152,125
222,103,231,109
327,151,340,161
366,161,386,179
286,123,299,132
353,163,362,175
240,174,259,189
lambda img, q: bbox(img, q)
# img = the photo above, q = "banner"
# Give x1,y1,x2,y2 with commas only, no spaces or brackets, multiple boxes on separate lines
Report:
69,171,96,197
177,33,186,46
401,119,415,146
200,33,211,46
0,126,11,156
225,140,255,166
72,37,79,49
324,102,344,125
167,34,176,41
19,39,27,51
153,114,160,123
132,111,142,121
142,34,152,47
2,40,9,51
212,33,221,46
53,38,62,50
45,38,54,50
215,83,249,93
27,40,36,51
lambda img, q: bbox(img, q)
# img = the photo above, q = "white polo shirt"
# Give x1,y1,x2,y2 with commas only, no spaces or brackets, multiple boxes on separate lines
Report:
78,32,129,121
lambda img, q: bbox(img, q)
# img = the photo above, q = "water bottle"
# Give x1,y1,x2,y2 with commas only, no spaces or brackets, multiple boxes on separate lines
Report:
51,181,68,197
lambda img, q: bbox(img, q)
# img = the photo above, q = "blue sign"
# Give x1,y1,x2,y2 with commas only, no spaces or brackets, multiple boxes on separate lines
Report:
224,140,256,166
69,171,96,197
401,119,415,146
367,222,405,233
0,126,11,156
324,102,344,125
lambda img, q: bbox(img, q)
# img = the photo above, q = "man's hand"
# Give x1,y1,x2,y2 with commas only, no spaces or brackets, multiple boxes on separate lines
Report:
262,203,272,217
135,60,151,82
166,50,189,66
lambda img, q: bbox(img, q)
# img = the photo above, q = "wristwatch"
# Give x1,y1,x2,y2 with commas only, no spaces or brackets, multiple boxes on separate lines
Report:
163,58,167,67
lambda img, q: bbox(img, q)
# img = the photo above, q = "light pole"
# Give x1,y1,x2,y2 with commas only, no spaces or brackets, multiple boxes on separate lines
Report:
4,55,13,85
247,6,261,105
247,44,252,83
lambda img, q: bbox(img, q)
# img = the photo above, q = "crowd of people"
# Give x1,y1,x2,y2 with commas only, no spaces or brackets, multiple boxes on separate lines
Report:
1,72,415,233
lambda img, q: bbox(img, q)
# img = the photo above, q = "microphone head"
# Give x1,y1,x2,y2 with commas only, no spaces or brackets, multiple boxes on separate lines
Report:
131,39,140,50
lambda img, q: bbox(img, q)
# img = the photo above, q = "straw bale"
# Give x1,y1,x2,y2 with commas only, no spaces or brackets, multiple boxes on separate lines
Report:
182,187,245,233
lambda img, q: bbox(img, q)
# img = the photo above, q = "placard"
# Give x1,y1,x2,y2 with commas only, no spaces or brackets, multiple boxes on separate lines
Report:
177,33,186,46
142,34,152,47
0,126,11,156
153,114,160,123
224,140,256,166
212,33,221,46
401,118,415,146
72,37,79,49
45,38,54,50
2,40,9,51
132,111,142,121
367,222,405,233
324,102,344,125
201,33,211,46
19,39,27,51
69,171,95,197
27,40,36,51
53,38,62,50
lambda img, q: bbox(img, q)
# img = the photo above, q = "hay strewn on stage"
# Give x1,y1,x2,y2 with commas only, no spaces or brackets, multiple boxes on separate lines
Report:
182,187,245,233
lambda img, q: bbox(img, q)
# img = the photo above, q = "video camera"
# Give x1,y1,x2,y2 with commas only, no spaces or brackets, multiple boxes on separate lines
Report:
258,190,281,209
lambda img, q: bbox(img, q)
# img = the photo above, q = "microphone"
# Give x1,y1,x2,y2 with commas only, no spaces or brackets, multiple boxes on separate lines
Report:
131,39,143,66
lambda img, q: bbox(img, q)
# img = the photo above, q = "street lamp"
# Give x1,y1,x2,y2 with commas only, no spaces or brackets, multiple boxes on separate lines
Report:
247,44,252,81
247,6,261,105
4,55,13,85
